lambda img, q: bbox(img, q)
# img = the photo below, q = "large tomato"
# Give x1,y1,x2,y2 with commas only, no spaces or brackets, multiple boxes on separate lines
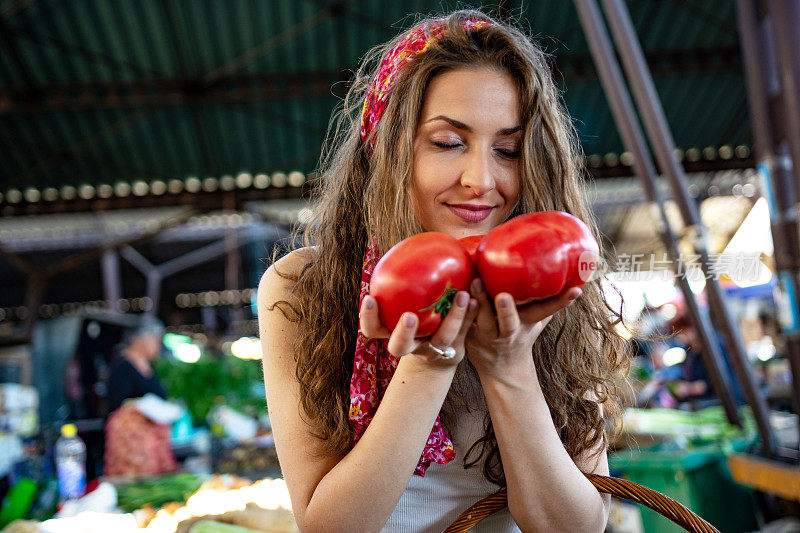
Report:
537,211,600,290
475,211,599,304
370,232,474,337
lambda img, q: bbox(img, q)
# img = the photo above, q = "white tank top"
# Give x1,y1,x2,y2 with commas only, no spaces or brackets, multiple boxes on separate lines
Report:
382,406,521,532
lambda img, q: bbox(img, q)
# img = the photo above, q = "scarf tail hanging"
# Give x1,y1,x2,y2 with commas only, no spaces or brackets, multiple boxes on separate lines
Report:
348,240,455,476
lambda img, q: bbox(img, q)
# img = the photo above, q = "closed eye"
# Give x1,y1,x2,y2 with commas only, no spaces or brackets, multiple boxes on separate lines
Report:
495,148,520,158
432,141,519,158
433,141,462,149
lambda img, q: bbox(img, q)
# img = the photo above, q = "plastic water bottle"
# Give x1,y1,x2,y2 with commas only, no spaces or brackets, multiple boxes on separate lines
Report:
55,424,86,500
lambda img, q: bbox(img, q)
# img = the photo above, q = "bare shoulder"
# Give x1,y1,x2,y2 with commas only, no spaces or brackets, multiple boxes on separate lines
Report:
258,246,317,305
257,247,317,367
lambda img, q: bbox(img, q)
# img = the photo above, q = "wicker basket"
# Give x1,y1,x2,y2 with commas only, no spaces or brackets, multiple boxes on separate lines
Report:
443,473,720,533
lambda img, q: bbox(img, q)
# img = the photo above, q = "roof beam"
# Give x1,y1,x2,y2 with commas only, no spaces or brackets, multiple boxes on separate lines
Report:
0,71,349,114
40,206,201,278
0,46,741,115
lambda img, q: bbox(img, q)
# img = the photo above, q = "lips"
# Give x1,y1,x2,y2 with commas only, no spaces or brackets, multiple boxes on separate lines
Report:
446,203,494,222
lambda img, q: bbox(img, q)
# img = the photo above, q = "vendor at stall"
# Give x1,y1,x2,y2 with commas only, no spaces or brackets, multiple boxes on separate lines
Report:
104,316,177,477
106,316,167,415
668,314,714,402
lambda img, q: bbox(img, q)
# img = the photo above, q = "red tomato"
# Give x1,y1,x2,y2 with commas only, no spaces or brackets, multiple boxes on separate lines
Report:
458,235,483,264
369,232,474,337
537,211,600,289
475,211,599,304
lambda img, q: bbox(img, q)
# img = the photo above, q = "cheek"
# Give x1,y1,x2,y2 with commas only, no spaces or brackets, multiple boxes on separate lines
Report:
411,159,447,206
499,171,522,206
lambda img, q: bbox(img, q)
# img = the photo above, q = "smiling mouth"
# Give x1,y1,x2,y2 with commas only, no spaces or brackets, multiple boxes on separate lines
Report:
446,204,493,222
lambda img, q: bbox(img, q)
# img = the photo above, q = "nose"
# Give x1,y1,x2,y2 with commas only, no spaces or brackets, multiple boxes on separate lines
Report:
460,147,496,197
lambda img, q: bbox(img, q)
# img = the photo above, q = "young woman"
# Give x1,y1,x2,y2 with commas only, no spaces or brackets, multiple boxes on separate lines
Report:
258,10,629,532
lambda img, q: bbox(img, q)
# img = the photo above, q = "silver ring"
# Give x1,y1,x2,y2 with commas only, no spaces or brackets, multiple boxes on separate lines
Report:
428,342,456,359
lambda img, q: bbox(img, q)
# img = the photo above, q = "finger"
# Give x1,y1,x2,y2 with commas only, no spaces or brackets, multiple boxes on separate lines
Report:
359,295,391,339
470,278,497,336
430,291,470,346
495,293,521,337
454,298,480,343
386,312,419,357
518,287,582,324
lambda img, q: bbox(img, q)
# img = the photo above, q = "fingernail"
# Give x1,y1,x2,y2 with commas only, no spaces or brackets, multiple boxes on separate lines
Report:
472,279,483,293
569,289,582,301
404,314,417,327
365,297,375,309
498,295,511,308
456,292,469,307
468,299,478,312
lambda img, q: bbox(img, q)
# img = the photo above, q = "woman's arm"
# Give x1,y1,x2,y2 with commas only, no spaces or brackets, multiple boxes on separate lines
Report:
465,279,609,532
479,362,609,532
259,250,476,533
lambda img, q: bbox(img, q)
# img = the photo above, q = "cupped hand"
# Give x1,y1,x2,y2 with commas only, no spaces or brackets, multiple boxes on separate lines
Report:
465,278,582,378
359,291,479,368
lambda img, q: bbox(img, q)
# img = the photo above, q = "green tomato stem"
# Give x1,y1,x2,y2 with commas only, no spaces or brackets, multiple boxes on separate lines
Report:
419,283,459,318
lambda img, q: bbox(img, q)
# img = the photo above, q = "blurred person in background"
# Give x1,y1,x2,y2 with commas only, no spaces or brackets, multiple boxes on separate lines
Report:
104,316,176,477
106,316,167,414
666,314,714,404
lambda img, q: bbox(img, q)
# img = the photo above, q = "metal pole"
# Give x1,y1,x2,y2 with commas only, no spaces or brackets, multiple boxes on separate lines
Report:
770,0,800,194
146,271,161,317
738,0,800,448
101,249,121,311
224,194,245,327
21,274,46,338
602,0,776,457
574,0,742,426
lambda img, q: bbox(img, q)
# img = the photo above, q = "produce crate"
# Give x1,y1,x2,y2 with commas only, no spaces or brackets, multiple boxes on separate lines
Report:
609,438,759,533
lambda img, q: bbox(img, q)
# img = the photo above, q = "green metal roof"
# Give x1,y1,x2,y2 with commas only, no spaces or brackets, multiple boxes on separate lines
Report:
0,0,752,199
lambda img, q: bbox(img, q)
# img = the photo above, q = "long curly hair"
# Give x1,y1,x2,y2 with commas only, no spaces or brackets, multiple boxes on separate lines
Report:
269,10,630,487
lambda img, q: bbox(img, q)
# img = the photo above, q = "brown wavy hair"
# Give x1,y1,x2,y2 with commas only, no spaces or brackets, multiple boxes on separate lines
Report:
269,9,630,487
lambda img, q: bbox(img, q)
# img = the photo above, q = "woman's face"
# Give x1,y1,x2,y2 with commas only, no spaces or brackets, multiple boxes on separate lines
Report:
410,67,523,239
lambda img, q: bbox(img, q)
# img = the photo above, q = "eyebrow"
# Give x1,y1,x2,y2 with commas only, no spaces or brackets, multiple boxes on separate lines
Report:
424,115,522,136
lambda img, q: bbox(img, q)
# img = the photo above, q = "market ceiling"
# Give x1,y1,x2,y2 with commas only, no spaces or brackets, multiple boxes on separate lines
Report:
0,0,753,216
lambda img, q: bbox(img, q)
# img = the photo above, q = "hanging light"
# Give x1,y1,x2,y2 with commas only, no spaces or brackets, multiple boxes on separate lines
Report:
220,175,236,191
288,171,305,187
271,172,287,188
236,173,253,189
114,182,131,197
185,177,201,193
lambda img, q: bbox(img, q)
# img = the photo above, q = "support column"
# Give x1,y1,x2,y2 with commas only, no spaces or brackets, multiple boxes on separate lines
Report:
101,249,122,311
738,0,800,451
601,0,776,457
574,0,741,427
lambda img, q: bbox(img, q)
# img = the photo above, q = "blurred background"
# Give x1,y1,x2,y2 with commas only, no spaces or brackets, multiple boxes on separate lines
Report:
0,1,798,532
